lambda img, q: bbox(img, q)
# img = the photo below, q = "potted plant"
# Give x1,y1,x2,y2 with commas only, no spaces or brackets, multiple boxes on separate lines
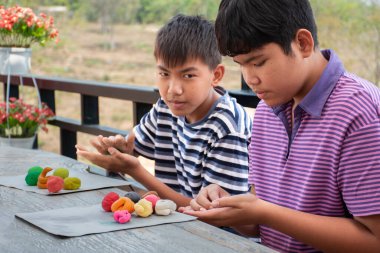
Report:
0,5,58,149
0,5,59,74
0,97,55,149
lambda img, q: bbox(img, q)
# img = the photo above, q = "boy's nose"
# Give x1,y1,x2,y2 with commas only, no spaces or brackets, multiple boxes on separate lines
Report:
242,70,260,89
247,77,260,88
168,80,183,95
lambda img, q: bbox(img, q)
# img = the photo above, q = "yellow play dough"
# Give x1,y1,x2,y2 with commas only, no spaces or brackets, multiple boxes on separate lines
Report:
63,177,81,190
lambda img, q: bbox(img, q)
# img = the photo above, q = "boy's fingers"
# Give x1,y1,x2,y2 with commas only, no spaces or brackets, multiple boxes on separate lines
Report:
178,206,192,213
108,147,123,158
78,151,112,169
115,135,128,152
102,136,115,147
108,147,117,154
90,136,108,155
211,196,238,209
96,135,106,147
75,144,87,151
183,208,220,221
124,134,135,154
189,199,203,211
193,194,212,210
115,134,125,143
75,146,93,158
109,147,136,166
208,188,229,201
76,150,95,161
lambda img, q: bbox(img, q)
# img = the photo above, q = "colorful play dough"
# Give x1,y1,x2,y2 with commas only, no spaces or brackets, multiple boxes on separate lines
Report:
102,192,120,212
124,191,141,203
143,194,160,209
113,210,132,224
37,167,53,189
28,166,44,174
111,197,135,213
47,176,64,193
155,199,177,216
53,168,69,179
25,170,41,186
25,166,43,186
134,199,153,217
141,191,159,198
63,177,81,190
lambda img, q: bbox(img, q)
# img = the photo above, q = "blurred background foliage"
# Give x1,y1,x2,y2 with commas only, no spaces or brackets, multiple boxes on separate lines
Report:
2,0,379,85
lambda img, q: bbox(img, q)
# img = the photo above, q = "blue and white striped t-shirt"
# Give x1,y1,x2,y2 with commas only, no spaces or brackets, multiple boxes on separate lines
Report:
134,87,252,198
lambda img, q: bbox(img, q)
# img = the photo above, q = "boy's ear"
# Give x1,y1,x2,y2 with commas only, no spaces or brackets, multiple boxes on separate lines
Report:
294,29,314,58
211,64,225,87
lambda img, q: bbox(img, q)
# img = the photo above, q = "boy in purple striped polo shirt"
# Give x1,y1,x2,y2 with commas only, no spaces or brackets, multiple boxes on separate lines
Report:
182,0,380,252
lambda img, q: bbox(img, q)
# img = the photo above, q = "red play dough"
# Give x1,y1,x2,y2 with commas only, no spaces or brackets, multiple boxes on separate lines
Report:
47,176,64,193
102,192,120,212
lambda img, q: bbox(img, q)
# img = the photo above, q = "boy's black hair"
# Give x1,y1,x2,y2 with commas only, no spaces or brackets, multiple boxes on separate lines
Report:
154,14,221,69
215,0,319,56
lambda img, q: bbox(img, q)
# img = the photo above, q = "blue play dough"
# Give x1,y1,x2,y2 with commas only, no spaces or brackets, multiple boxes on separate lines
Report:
124,191,141,203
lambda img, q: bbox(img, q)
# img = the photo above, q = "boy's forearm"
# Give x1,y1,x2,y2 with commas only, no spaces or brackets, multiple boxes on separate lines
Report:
130,165,192,208
232,225,259,237
260,202,380,252
125,131,191,206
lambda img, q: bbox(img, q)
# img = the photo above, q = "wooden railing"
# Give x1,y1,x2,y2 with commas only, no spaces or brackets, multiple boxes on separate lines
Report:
1,74,259,159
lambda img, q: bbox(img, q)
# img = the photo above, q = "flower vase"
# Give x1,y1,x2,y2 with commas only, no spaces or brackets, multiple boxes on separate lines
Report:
0,135,36,149
0,47,32,75
0,47,34,149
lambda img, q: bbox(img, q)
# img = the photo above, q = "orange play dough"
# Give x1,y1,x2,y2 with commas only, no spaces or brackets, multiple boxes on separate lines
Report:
37,167,53,189
111,197,135,213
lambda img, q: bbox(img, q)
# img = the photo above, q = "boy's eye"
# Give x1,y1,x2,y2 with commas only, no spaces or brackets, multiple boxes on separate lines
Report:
183,74,195,79
254,60,266,67
158,72,169,77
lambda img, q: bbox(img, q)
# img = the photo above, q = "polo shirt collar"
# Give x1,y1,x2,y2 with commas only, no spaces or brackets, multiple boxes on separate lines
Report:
298,49,345,117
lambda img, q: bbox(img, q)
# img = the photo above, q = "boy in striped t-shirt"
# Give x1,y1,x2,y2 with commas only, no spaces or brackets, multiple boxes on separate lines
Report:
76,14,252,208
184,0,380,252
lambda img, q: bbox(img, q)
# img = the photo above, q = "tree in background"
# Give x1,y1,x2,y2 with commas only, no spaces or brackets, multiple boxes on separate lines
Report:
135,0,218,23
365,0,380,85
311,0,380,85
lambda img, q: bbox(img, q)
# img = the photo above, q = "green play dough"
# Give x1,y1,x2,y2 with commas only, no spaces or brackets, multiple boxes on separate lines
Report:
28,166,43,174
25,166,44,186
25,171,41,186
64,177,81,190
53,168,69,179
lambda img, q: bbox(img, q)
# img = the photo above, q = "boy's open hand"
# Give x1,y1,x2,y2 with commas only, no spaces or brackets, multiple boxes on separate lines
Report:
76,144,141,176
183,193,262,227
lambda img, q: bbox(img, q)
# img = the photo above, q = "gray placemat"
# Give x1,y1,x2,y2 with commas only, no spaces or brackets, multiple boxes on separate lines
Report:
16,204,197,237
0,169,130,195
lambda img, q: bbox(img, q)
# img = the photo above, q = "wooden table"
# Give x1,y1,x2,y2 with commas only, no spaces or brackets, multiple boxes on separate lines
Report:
0,147,276,253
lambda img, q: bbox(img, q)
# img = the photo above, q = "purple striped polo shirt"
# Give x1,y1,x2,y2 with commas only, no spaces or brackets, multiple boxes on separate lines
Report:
248,49,380,253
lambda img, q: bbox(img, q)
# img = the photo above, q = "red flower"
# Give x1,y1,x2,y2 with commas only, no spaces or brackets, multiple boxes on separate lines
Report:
0,97,55,137
0,5,59,47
